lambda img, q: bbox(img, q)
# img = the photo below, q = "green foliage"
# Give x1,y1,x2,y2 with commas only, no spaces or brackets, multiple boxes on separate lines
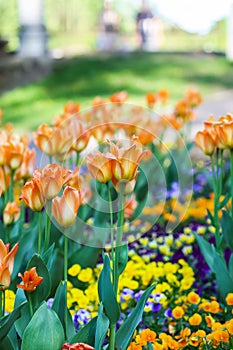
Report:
71,316,97,346
26,254,51,309
194,231,233,299
222,209,233,251
21,302,65,350
115,284,156,350
0,299,26,344
95,303,109,350
98,254,120,324
52,281,75,341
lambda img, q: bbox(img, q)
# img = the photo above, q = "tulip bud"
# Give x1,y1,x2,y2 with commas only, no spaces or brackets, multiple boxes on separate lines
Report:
52,186,81,227
3,202,20,226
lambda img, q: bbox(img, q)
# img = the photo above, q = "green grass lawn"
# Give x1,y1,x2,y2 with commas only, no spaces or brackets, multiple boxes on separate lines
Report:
0,52,233,132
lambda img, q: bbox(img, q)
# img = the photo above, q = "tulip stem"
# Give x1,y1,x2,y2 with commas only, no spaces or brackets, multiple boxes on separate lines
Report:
28,293,34,317
38,212,43,254
64,232,69,340
210,155,220,251
76,152,80,167
109,323,116,350
45,200,52,251
114,183,125,295
219,150,223,199
2,290,5,316
9,170,15,202
230,150,233,218
0,291,3,317
107,183,115,280
110,183,125,350
2,166,8,206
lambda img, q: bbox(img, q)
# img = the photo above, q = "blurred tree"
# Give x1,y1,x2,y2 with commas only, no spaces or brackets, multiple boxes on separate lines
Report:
0,0,19,51
45,0,102,46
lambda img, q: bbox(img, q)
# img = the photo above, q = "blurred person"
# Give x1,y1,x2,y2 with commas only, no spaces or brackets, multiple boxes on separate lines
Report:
96,0,119,51
136,0,162,51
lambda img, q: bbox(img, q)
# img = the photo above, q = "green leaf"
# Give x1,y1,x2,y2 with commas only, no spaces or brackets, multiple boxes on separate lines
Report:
41,243,55,269
117,244,128,276
14,303,30,339
207,208,215,227
71,317,97,346
115,284,155,350
52,281,75,341
221,210,233,251
98,254,120,324
218,194,230,210
0,299,26,341
229,253,233,280
26,253,51,309
193,232,216,272
14,289,30,338
0,335,15,350
213,252,233,299
11,229,37,281
22,302,65,350
95,303,109,350
0,325,19,350
69,246,101,269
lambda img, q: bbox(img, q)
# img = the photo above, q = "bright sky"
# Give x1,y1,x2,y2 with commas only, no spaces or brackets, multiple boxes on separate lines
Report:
155,0,231,33
125,0,232,34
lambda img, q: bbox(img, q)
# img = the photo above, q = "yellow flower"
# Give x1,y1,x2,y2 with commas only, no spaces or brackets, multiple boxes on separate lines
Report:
5,289,15,313
68,264,81,277
180,277,195,291
78,268,93,282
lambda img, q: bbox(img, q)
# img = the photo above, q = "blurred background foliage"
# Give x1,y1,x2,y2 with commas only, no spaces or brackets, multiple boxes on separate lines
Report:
0,0,227,53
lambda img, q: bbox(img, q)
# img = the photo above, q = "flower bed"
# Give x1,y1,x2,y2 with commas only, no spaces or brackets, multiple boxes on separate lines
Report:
0,89,232,349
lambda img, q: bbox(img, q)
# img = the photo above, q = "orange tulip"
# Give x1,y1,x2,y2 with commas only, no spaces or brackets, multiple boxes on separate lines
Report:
66,167,83,192
195,130,215,156
3,202,20,226
68,120,90,153
0,167,10,194
146,92,158,108
109,91,128,103
3,141,24,170
17,148,36,180
17,267,43,292
110,139,147,182
86,151,114,183
63,101,81,115
52,186,81,227
34,124,71,157
158,89,169,104
40,164,72,200
92,96,108,107
0,240,19,290
184,89,202,107
91,123,115,144
218,121,233,148
124,194,137,219
20,177,45,211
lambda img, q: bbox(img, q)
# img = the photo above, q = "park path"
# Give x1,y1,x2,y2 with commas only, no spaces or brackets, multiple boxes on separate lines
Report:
191,89,233,138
